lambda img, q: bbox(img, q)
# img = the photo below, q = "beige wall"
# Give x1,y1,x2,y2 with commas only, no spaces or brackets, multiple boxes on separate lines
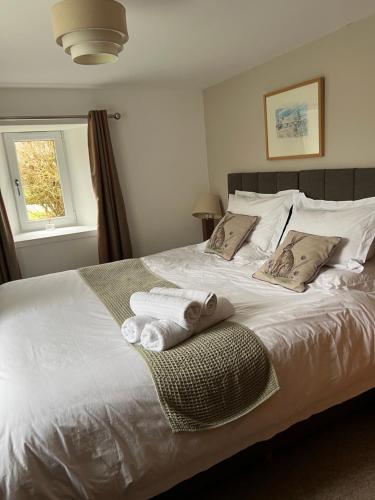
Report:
0,87,209,259
204,14,375,206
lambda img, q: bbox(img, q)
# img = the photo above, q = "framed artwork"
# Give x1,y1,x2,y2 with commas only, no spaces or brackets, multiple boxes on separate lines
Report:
264,77,324,160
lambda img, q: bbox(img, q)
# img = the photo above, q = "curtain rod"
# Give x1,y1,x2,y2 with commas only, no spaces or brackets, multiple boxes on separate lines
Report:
0,112,121,121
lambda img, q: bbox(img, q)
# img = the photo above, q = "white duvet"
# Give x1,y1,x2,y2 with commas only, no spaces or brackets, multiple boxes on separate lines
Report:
0,245,374,499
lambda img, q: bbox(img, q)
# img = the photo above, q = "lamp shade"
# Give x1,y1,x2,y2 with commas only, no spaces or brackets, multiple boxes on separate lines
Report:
192,193,222,220
51,0,128,65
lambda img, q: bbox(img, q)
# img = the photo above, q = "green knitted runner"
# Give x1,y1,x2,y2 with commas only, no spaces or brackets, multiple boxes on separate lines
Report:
79,258,279,432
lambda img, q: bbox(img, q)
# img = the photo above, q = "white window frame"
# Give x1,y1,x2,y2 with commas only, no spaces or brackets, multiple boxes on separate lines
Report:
3,131,76,232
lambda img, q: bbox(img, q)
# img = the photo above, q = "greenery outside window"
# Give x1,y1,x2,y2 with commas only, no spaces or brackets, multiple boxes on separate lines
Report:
4,131,76,232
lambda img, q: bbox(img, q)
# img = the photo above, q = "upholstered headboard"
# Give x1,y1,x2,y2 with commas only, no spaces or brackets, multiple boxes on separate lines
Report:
228,168,375,201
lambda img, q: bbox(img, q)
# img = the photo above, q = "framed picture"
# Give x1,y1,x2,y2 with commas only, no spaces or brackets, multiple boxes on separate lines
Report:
264,77,324,160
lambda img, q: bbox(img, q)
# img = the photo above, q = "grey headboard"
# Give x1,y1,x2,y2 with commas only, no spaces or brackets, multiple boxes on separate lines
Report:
228,168,375,201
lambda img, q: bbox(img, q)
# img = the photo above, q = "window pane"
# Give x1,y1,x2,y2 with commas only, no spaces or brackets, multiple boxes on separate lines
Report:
14,140,66,221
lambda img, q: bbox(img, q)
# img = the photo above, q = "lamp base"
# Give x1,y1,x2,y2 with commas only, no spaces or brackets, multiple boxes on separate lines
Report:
202,218,215,240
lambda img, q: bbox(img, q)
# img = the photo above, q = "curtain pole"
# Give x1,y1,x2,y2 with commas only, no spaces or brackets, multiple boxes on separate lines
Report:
0,113,121,121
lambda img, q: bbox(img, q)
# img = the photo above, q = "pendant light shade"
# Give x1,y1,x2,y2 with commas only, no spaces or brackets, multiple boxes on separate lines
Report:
51,0,128,65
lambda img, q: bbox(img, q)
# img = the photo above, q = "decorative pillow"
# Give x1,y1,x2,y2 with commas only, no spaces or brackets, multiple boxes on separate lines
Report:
205,212,258,261
253,230,341,292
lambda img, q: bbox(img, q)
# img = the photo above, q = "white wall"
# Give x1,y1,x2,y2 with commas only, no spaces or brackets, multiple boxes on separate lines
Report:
204,14,375,205
16,234,98,278
63,125,97,226
0,87,209,259
0,135,20,233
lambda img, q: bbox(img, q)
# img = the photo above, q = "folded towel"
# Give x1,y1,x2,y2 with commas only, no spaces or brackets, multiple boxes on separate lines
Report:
121,315,155,344
141,297,235,351
150,287,217,316
130,292,201,330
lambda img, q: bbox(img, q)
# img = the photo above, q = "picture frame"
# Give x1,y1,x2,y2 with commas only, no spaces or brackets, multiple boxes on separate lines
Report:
264,77,324,160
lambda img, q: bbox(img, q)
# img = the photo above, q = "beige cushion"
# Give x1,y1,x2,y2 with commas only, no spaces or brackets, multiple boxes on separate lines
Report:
253,230,341,292
205,212,258,261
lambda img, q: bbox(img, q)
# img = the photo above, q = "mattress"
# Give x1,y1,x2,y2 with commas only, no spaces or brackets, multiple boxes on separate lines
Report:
0,244,374,499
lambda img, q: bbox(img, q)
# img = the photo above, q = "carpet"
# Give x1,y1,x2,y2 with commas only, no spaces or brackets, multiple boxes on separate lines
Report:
159,395,375,499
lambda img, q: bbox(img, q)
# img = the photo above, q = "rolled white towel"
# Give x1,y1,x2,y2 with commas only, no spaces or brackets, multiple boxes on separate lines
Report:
150,287,217,316
141,320,194,352
121,315,155,344
130,291,201,330
194,297,235,334
141,297,235,352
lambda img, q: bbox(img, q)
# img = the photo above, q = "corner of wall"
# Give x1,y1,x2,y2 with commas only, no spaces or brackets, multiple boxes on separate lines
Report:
0,134,20,234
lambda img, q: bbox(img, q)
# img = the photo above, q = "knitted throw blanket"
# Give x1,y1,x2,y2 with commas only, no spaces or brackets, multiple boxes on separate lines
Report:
79,259,279,432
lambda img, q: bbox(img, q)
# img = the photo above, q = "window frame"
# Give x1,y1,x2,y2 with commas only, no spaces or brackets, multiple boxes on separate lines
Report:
3,131,76,232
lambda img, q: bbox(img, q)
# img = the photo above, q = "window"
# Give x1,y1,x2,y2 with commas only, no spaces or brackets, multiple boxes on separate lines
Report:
4,131,76,232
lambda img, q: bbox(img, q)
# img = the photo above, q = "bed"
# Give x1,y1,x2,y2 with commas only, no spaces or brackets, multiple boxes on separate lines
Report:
1,168,375,499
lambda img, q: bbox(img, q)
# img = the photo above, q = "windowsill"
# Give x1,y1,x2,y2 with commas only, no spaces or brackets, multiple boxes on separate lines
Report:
14,225,97,248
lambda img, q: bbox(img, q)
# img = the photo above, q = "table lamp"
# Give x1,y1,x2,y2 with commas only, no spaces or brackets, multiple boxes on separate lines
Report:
192,193,222,240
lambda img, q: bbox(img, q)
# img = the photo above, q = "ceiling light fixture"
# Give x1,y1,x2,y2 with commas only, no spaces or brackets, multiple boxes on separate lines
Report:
51,0,128,65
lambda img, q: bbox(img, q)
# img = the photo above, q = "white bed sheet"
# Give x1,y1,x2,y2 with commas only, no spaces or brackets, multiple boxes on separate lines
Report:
0,244,374,499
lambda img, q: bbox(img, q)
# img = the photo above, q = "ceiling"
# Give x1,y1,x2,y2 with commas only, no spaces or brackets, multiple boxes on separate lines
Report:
1,0,375,90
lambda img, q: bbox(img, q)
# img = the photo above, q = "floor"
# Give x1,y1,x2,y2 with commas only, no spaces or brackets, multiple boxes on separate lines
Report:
161,400,375,499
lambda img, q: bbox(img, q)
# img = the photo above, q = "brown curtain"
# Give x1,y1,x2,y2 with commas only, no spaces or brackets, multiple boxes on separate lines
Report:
87,110,132,263
0,190,21,285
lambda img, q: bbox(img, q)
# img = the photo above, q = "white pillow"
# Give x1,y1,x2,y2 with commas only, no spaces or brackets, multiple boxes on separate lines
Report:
313,257,375,291
227,190,298,261
283,193,375,272
235,189,298,198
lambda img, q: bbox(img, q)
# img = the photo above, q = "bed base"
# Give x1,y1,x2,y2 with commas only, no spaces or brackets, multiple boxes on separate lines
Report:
157,387,375,498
